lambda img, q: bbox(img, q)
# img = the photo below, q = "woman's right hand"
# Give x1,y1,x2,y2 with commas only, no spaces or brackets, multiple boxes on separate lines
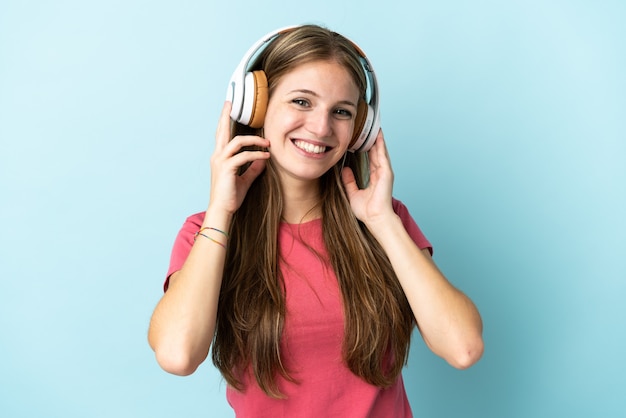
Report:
208,101,270,214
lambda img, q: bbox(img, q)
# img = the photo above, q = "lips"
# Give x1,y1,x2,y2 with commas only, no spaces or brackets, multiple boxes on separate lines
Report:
292,139,329,154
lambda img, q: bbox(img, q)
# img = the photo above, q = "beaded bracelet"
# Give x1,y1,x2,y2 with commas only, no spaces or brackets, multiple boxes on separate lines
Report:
194,227,229,248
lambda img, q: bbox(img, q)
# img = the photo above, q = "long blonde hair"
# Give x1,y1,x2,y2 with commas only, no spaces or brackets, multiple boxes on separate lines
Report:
211,25,414,398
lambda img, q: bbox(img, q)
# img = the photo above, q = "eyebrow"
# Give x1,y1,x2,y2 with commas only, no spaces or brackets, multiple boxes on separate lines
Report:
289,89,357,108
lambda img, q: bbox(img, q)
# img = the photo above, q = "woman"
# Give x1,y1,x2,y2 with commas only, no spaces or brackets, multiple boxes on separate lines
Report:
148,24,483,417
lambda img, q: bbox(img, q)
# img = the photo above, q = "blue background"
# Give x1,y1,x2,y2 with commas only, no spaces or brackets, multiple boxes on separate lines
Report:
1,1,624,417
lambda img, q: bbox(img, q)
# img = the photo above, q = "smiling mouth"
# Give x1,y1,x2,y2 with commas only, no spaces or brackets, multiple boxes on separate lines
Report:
293,139,330,154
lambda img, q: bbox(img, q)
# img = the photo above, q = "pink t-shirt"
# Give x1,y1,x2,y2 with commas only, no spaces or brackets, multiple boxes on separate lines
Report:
166,198,431,417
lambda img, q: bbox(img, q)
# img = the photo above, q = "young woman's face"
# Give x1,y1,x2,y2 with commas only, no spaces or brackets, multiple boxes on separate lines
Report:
262,59,360,186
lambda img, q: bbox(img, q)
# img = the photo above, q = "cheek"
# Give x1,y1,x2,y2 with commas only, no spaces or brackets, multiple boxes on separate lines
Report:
263,107,300,139
338,120,356,147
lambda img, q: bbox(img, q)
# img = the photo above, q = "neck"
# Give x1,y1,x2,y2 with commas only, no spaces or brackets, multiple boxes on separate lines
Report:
280,177,322,224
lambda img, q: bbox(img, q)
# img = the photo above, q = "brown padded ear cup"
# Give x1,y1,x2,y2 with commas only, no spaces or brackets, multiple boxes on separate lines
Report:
248,70,268,128
350,100,369,148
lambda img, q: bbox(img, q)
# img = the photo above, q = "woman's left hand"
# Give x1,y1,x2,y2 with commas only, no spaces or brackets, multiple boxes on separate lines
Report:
341,129,396,227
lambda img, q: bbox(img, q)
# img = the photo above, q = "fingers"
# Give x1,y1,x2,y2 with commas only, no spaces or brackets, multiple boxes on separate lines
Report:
211,135,270,172
215,100,269,161
368,129,392,171
369,129,386,159
239,159,267,184
228,146,270,171
222,135,270,158
215,101,233,149
341,167,359,199
368,129,385,169
213,100,268,164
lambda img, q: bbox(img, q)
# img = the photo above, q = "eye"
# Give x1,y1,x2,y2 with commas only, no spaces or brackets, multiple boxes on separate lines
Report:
292,98,310,107
333,108,353,119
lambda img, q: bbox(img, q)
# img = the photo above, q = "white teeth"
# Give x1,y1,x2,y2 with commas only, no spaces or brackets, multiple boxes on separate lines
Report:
294,140,327,154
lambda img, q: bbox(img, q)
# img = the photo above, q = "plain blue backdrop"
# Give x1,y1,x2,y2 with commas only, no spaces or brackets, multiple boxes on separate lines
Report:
1,1,624,417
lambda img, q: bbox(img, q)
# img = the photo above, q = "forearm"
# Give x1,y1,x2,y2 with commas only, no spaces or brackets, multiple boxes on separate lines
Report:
148,206,232,375
366,214,484,369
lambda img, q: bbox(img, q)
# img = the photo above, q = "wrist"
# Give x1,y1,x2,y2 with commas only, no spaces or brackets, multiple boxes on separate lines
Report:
203,205,234,232
363,211,403,240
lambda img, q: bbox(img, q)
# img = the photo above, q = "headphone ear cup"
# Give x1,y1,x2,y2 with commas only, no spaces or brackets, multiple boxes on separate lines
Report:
248,71,268,128
241,70,268,128
349,100,377,152
350,100,369,149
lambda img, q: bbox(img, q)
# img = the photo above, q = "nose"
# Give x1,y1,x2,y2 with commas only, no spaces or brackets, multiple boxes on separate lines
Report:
305,108,333,138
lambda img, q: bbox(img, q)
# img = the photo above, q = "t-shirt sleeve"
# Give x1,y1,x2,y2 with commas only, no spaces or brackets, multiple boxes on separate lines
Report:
392,198,433,255
163,212,206,292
